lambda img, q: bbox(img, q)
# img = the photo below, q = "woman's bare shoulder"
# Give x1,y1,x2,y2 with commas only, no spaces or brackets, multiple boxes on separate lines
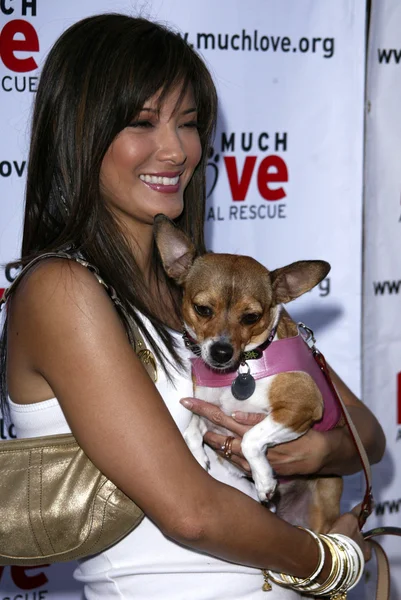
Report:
10,257,110,313
8,256,128,372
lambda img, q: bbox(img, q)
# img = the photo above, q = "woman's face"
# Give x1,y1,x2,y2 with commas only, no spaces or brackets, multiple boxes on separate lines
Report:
100,85,202,230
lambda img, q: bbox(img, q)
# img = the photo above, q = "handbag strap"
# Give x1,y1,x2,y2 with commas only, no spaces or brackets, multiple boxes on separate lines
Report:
309,340,401,600
0,251,157,381
312,348,374,528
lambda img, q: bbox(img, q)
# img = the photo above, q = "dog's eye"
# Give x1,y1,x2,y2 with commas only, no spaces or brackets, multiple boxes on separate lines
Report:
241,313,261,325
194,304,213,317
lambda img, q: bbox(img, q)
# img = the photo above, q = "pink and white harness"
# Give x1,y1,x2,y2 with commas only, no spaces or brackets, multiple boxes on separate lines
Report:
190,330,341,433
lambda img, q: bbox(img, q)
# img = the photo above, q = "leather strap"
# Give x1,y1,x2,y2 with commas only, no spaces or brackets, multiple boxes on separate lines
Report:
365,538,390,600
311,348,374,528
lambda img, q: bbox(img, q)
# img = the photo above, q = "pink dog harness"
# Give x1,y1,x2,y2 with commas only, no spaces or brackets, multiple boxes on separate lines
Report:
190,332,341,433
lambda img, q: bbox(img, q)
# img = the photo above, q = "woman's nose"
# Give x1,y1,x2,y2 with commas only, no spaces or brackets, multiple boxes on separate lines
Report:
156,127,187,165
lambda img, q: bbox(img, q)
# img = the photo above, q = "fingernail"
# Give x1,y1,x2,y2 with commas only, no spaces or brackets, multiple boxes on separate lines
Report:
180,398,193,409
232,412,244,421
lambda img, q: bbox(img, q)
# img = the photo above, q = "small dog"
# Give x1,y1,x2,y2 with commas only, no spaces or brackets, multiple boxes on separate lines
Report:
154,214,343,532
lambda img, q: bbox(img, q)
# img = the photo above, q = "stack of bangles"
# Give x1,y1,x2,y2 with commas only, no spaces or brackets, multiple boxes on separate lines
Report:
262,527,365,597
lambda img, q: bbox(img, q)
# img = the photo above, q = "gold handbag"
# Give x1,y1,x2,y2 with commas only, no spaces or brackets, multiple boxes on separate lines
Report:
0,432,144,566
0,252,157,566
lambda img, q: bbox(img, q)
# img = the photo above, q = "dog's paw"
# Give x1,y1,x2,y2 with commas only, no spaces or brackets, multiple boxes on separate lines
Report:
254,475,277,503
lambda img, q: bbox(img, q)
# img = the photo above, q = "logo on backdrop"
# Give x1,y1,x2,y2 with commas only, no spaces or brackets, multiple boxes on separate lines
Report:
0,417,16,440
180,31,335,59
0,160,26,178
377,48,401,65
0,0,39,94
0,565,49,598
206,130,288,222
374,496,401,516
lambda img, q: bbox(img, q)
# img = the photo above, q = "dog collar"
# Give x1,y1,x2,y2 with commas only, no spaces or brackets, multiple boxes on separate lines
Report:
190,329,341,433
182,329,201,355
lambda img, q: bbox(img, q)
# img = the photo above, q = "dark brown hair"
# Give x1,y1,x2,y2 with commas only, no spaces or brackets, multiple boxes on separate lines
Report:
0,13,217,415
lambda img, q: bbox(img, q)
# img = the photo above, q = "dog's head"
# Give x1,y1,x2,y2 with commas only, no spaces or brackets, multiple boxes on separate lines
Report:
154,214,330,370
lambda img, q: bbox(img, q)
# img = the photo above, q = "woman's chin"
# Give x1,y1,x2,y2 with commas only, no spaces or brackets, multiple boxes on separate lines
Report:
153,200,184,221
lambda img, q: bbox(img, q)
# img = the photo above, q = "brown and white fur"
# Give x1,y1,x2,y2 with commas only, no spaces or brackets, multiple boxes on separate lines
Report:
154,215,343,532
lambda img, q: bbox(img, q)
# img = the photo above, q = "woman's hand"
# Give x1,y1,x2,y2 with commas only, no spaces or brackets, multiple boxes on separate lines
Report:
328,506,371,562
180,397,331,476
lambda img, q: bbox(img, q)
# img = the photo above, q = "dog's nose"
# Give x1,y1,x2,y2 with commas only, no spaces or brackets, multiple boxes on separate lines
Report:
210,342,234,364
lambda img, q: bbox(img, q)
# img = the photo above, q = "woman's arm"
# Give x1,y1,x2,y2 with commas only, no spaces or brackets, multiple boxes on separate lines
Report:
11,259,346,580
317,366,386,474
184,368,385,478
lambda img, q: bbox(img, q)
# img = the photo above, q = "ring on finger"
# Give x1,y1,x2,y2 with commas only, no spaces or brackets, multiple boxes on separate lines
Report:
222,436,235,459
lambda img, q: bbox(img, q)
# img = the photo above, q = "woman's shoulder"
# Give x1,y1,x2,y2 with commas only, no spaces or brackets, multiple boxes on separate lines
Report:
8,256,122,343
6,256,134,406
10,256,110,312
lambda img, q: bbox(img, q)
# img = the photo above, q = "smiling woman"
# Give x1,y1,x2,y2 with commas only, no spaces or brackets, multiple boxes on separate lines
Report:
4,13,216,349
100,86,202,236
0,12,379,600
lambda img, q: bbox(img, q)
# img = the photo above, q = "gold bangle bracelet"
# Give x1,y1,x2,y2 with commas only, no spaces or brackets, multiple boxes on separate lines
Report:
310,534,346,596
261,528,361,597
298,535,342,595
263,526,326,591
288,527,326,588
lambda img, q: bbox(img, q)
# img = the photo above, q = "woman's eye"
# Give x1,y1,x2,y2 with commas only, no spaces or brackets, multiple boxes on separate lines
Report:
128,120,153,128
241,313,261,325
194,304,213,317
182,121,199,129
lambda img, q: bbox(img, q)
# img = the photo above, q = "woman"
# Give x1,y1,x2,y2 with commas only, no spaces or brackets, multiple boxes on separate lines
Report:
0,13,383,600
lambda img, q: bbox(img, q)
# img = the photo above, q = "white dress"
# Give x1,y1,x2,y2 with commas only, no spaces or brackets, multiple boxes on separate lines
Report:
9,319,301,600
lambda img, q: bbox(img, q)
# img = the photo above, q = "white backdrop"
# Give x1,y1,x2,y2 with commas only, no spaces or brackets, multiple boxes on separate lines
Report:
363,1,401,598
0,1,397,599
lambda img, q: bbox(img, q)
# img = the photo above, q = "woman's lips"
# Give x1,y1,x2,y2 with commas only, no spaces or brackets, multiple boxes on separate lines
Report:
142,181,180,193
139,173,181,194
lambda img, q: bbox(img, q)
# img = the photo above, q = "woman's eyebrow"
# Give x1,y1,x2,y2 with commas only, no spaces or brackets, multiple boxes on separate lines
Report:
139,107,197,115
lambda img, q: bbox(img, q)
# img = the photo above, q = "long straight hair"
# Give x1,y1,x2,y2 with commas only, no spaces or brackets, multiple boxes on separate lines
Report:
0,14,217,416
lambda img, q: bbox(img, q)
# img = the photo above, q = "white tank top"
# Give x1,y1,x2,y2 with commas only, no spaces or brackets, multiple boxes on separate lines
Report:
9,321,301,600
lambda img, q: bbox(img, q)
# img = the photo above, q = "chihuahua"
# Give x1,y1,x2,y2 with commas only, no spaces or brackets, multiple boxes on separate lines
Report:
154,215,343,532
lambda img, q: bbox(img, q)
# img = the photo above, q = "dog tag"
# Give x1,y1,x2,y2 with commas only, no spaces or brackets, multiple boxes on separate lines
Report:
231,372,256,400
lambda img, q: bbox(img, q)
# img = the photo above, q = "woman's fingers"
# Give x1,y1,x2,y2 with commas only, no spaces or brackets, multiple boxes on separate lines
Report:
180,397,250,436
231,411,266,426
205,431,241,456
180,399,328,476
180,398,255,472
328,511,371,562
228,454,251,473
204,431,251,473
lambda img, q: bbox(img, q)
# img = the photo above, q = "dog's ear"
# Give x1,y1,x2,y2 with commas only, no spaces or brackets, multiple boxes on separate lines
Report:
153,214,196,283
270,260,331,304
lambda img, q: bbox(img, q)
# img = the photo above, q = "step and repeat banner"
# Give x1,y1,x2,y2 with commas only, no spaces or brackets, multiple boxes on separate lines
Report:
363,1,401,598
0,0,397,598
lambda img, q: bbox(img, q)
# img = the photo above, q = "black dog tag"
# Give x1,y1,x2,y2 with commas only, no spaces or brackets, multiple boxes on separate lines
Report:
231,372,256,401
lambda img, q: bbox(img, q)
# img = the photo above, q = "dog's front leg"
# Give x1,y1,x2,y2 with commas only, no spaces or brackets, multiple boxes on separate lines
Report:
241,417,302,502
183,414,210,470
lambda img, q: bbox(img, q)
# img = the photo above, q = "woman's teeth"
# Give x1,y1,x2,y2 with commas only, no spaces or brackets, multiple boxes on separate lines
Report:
140,174,180,185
